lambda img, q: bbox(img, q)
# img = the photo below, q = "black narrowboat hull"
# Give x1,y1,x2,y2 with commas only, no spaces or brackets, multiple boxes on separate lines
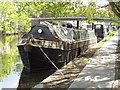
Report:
17,38,97,71
17,45,77,71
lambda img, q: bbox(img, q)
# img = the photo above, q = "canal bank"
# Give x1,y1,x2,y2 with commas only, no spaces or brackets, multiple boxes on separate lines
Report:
69,30,119,89
32,30,120,89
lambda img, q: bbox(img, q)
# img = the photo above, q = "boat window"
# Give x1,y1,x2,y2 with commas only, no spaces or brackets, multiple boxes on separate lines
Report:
73,29,89,41
87,25,92,30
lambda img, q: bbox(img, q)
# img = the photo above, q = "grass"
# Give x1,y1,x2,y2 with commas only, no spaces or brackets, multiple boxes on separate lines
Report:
96,30,118,48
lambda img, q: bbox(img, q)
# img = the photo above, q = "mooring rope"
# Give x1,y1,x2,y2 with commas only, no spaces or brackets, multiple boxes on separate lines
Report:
30,34,64,77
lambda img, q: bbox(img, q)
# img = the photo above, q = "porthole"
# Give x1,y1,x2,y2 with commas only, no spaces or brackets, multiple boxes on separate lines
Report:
38,29,43,34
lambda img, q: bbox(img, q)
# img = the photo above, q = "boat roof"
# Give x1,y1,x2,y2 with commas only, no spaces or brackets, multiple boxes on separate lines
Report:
31,17,115,22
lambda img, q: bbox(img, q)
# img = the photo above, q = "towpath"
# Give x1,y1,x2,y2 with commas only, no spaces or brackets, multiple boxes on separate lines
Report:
69,30,119,89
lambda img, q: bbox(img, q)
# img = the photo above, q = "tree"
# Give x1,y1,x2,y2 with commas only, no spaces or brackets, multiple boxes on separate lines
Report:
109,1,120,18
0,2,31,34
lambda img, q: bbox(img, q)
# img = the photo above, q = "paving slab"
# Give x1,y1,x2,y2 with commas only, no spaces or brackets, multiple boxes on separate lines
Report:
69,30,119,89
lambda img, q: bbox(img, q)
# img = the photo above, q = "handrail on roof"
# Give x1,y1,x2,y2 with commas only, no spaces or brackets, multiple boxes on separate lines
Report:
30,17,115,22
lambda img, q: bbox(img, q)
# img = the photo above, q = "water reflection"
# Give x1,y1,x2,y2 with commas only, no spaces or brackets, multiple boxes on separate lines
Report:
17,68,56,89
0,35,56,89
0,35,23,89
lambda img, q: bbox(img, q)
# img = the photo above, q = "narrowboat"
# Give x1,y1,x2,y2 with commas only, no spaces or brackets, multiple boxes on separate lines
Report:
17,17,113,71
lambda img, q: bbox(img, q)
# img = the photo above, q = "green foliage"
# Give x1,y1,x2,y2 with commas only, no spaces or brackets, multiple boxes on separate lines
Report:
0,2,17,33
97,9,109,18
0,1,117,34
0,2,31,34
0,36,22,80
112,15,120,24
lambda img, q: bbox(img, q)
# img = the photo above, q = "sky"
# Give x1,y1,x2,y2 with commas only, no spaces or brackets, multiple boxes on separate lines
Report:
81,0,109,6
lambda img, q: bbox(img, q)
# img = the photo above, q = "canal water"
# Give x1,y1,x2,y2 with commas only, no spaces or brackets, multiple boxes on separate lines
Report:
0,35,56,89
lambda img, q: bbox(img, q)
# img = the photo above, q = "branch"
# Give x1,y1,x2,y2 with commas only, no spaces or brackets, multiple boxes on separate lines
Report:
109,2,120,18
